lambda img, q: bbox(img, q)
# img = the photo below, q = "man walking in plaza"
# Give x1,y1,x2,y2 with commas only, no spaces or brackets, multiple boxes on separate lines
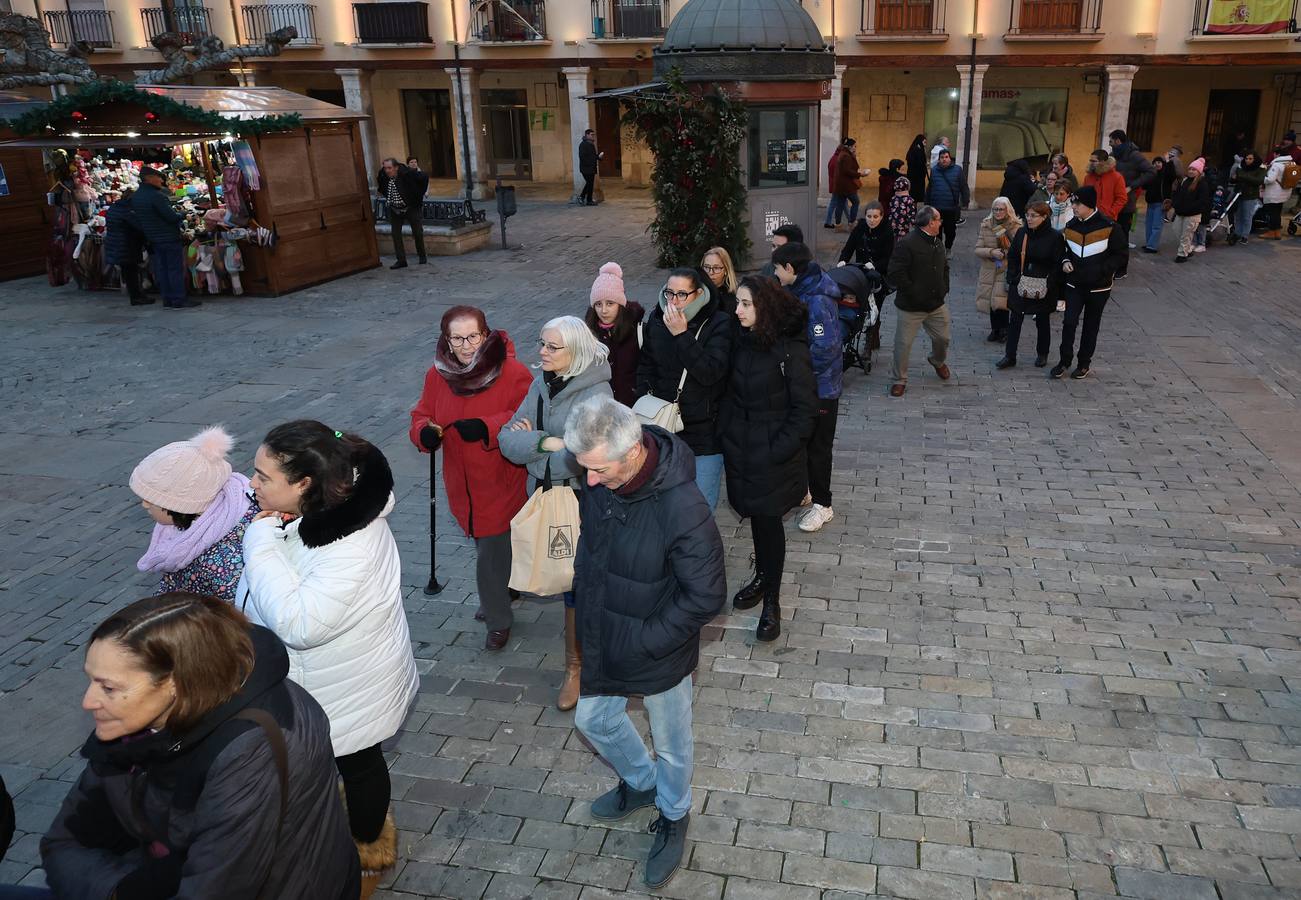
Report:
886,206,951,397
578,129,603,206
377,157,429,269
1053,185,1128,381
130,167,194,309
564,397,725,890
926,148,969,253
1108,129,1156,275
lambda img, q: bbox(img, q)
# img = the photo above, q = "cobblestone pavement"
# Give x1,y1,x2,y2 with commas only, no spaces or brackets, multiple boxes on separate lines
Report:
3,183,1301,899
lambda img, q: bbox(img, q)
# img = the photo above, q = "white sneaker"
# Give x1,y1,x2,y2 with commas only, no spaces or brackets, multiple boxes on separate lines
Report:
798,504,834,532
800,492,812,507
1193,244,1206,253
1127,242,1136,249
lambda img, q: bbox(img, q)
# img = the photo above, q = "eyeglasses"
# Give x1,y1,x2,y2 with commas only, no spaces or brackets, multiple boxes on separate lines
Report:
702,264,726,274
537,339,566,353
447,332,485,348
662,288,699,302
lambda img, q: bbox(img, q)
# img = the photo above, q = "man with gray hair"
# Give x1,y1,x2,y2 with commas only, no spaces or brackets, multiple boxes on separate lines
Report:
562,396,725,890
885,205,952,397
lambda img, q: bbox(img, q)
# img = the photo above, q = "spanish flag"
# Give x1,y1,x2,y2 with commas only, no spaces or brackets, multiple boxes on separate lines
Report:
1204,0,1293,34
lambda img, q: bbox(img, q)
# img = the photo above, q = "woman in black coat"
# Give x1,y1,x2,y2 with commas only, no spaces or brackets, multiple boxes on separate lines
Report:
720,276,817,643
906,135,928,203
636,267,735,510
999,159,1037,218
997,201,1064,370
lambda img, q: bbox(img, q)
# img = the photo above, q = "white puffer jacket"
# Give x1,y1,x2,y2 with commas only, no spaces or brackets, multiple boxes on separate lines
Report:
237,449,418,758
1262,157,1294,205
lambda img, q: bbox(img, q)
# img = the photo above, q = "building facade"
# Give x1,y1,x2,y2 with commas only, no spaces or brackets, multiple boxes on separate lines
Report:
7,0,1300,202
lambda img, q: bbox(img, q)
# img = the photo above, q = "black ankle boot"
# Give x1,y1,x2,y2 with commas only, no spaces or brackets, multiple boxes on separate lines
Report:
732,570,764,610
756,591,781,642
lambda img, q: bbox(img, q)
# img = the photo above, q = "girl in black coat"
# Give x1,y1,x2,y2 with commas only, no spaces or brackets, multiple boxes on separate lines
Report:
997,201,1064,369
837,201,894,352
584,261,643,407
906,135,928,202
720,276,817,643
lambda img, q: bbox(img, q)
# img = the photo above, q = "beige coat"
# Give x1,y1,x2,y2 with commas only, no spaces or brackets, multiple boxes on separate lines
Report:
973,215,1020,313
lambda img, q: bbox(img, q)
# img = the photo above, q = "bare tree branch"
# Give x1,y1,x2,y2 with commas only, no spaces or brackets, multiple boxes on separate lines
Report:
135,27,297,85
0,13,97,89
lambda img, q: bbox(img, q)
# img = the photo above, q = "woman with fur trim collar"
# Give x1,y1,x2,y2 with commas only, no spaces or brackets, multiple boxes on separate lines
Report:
236,420,418,900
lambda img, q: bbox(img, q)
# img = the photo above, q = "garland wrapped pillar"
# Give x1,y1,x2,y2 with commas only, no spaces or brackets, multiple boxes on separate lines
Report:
622,70,749,269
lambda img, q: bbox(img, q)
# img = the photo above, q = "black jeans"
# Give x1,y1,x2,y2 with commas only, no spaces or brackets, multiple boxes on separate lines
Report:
388,206,426,263
1059,287,1110,369
750,515,785,590
939,209,959,249
120,263,143,301
1005,308,1052,361
1116,208,1135,274
335,743,391,843
1262,202,1283,230
989,307,1009,332
580,172,596,204
806,399,839,507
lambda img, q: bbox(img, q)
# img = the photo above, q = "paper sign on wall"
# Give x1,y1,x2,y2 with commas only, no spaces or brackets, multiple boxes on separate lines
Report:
785,139,807,172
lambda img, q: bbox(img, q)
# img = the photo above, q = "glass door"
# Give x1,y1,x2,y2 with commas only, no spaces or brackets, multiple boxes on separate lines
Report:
482,89,533,180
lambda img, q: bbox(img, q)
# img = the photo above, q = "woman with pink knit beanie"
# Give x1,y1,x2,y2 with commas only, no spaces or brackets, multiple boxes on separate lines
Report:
583,261,644,407
130,425,258,600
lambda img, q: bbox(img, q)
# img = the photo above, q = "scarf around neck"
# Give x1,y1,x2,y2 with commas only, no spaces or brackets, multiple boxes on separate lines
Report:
434,329,508,396
137,473,253,574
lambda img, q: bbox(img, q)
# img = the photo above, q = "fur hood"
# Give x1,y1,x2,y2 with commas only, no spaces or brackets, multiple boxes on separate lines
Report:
298,444,396,549
1089,157,1116,175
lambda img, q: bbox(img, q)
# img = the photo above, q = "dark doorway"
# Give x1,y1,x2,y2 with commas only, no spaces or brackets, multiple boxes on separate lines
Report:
402,89,455,179
307,88,347,108
1203,89,1259,170
482,89,532,180
594,99,622,177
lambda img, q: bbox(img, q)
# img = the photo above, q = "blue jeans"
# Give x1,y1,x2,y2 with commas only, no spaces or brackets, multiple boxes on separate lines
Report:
1234,198,1260,239
693,453,723,511
1143,206,1165,250
150,241,187,305
824,193,860,226
575,674,694,821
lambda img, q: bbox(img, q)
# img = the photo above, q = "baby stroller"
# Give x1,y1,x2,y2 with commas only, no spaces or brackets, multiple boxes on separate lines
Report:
1205,185,1237,245
828,263,884,375
1289,207,1301,236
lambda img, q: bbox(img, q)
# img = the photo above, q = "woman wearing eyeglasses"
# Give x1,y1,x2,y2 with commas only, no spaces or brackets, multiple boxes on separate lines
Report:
636,267,736,511
500,315,612,709
700,246,739,315
408,306,534,651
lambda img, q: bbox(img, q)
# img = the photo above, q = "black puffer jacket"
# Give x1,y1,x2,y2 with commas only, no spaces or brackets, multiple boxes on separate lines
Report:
719,311,817,518
103,196,144,266
636,285,735,458
888,227,950,312
41,627,360,900
1112,141,1156,211
999,160,1037,217
574,427,726,697
1061,212,1128,293
1006,222,1065,315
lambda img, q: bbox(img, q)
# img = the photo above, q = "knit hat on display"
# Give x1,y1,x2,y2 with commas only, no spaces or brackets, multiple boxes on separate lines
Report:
589,262,627,307
130,426,236,515
1188,158,1205,174
1073,185,1098,209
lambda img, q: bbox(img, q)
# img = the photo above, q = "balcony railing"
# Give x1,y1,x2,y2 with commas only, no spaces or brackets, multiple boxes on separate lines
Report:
1007,0,1103,35
242,3,319,44
141,6,213,44
591,0,666,39
472,0,547,42
860,0,946,35
353,2,432,43
1190,0,1297,35
44,10,116,48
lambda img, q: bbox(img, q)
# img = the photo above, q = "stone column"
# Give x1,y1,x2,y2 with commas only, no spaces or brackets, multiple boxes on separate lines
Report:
819,64,848,197
337,68,379,189
1101,64,1140,147
446,66,490,200
562,66,595,202
954,63,988,209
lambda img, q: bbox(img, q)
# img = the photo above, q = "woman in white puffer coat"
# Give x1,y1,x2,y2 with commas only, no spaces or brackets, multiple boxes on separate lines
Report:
236,419,417,900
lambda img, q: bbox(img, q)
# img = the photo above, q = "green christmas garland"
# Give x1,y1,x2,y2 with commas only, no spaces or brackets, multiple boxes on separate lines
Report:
3,78,303,137
622,69,750,269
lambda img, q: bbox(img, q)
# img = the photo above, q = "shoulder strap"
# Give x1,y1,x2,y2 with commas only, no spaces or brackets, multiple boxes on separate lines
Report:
672,319,710,398
1021,231,1029,270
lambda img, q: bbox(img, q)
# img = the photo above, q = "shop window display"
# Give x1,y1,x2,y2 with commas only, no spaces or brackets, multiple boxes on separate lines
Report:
923,86,1069,171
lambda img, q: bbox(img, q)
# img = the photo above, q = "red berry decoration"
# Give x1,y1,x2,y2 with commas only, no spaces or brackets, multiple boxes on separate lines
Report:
144,111,159,123
71,110,86,122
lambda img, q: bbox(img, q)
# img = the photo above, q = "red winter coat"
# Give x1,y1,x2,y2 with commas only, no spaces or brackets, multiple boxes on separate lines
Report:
408,335,533,538
1084,163,1128,221
834,149,863,197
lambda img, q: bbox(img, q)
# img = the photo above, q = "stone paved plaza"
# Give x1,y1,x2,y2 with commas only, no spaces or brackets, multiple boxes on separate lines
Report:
2,185,1301,899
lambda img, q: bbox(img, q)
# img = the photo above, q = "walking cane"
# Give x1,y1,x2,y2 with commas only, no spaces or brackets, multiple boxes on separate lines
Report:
424,436,445,596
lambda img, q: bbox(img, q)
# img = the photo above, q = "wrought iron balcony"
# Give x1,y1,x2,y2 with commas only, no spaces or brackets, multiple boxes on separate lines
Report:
141,6,214,45
242,4,319,45
1007,0,1103,36
353,2,432,44
1189,0,1298,35
472,0,547,43
860,0,946,36
44,10,116,49
591,0,666,39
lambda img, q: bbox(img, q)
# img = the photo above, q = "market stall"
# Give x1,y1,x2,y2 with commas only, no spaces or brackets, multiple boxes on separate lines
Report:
0,91,52,283
0,82,379,296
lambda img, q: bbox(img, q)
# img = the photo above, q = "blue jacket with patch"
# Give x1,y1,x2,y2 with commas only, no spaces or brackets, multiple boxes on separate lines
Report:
790,262,843,400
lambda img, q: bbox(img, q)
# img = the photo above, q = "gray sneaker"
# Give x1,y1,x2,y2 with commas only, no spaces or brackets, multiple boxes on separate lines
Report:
644,812,689,888
590,780,657,821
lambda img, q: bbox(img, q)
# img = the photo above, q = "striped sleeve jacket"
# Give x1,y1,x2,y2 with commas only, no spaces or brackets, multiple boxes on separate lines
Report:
1061,213,1129,293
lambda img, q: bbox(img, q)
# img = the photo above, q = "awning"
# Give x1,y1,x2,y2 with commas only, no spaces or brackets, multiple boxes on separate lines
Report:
581,81,668,101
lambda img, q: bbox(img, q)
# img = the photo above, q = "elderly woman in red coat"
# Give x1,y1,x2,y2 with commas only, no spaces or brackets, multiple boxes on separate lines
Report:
409,305,533,650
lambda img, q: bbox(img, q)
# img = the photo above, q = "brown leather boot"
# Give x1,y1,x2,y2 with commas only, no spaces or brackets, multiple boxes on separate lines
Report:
557,606,581,711
1262,229,1283,240
356,809,397,900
